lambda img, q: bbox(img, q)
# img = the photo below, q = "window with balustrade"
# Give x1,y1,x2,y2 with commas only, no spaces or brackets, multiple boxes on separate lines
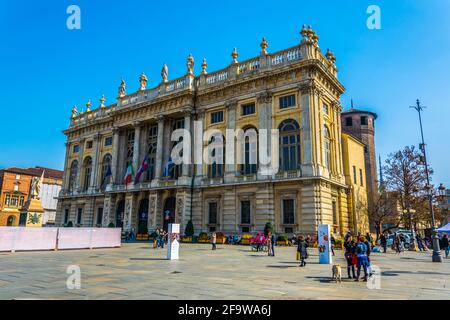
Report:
240,128,258,175
171,119,185,179
82,157,92,191
69,160,78,192
146,125,158,181
207,135,224,178
125,130,135,171
100,154,112,189
279,119,301,172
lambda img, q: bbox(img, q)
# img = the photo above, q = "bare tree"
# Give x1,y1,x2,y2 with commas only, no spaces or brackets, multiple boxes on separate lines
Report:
383,145,433,231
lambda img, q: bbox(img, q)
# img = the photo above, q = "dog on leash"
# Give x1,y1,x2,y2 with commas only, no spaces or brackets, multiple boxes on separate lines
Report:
332,264,342,283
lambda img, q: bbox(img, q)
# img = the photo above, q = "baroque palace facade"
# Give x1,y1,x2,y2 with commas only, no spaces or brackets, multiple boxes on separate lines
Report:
56,26,370,236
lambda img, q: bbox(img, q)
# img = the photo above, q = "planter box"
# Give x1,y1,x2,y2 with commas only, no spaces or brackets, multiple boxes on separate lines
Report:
216,238,227,244
240,239,251,245
136,234,149,241
198,239,210,244
181,236,193,243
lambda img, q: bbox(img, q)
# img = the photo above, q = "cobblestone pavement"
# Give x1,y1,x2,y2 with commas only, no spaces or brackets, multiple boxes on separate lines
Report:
1,243,449,300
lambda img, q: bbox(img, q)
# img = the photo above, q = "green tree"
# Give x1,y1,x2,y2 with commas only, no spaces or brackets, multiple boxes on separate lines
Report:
264,222,273,237
185,220,194,237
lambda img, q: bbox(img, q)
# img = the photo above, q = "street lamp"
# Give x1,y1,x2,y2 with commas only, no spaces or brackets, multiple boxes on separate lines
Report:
410,99,442,262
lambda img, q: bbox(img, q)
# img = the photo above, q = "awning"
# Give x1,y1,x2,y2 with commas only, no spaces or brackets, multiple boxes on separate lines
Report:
436,223,450,233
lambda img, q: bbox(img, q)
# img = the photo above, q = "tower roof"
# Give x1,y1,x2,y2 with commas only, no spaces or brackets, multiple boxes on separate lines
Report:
342,107,378,120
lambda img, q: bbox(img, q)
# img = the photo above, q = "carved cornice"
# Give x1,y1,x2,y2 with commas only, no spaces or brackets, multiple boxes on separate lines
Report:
256,90,273,104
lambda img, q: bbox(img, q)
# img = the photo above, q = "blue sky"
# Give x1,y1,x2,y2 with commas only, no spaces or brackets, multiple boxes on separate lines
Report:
0,0,448,186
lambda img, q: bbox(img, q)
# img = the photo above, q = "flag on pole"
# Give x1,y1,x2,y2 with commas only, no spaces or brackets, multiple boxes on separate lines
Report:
124,162,134,185
134,155,150,184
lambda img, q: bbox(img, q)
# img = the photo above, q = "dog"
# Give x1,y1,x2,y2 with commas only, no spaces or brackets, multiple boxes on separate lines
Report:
332,264,342,283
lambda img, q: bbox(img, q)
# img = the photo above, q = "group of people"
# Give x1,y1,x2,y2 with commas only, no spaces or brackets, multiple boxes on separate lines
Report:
154,228,168,249
344,232,372,282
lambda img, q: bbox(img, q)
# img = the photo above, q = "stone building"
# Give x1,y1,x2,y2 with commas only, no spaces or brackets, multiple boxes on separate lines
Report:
56,26,369,236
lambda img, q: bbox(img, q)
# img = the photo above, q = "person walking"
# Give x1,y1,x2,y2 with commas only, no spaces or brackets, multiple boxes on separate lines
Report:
344,236,356,279
330,235,336,256
380,233,387,253
442,234,449,258
416,234,425,252
211,232,217,250
297,235,309,267
355,236,370,282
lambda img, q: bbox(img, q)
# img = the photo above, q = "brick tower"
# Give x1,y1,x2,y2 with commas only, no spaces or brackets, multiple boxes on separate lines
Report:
341,102,378,219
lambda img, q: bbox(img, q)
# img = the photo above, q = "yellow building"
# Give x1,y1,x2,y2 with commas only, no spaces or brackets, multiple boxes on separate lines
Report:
56,26,370,237
342,133,370,234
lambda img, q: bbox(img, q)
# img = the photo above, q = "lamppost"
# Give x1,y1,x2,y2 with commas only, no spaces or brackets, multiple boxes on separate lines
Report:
438,183,447,223
410,99,442,262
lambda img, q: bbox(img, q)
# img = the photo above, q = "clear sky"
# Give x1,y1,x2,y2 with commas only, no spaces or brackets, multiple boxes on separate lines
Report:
0,0,448,186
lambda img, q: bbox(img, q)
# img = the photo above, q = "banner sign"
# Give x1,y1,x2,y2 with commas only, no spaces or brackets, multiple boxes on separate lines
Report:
167,223,180,260
318,224,332,265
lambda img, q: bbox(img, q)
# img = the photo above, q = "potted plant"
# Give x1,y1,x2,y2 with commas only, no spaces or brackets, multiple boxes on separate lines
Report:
108,222,115,228
240,233,253,245
136,224,149,241
64,221,73,228
198,232,210,243
216,232,227,244
276,234,289,246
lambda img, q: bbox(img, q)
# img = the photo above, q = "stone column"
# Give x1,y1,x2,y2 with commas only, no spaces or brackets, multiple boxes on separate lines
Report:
75,138,86,193
89,133,101,192
102,194,112,227
111,127,120,185
154,115,165,180
124,193,136,232
132,121,142,177
224,100,237,183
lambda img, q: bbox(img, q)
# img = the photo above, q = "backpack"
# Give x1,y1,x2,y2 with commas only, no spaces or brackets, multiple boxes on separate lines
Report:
356,243,366,254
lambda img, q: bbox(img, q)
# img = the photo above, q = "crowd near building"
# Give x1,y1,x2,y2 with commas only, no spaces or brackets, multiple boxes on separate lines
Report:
0,167,63,227
56,26,376,237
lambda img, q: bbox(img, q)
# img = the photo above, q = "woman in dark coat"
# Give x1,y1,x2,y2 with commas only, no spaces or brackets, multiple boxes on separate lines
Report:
297,235,309,267
344,236,356,279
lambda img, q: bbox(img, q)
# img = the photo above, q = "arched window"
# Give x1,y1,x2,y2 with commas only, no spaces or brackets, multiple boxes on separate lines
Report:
82,157,92,191
240,127,258,175
323,125,331,170
207,135,224,178
146,124,158,181
69,160,78,192
100,154,112,189
279,119,301,171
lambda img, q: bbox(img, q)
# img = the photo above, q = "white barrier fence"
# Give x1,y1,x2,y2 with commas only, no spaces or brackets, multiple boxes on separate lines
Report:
0,227,121,252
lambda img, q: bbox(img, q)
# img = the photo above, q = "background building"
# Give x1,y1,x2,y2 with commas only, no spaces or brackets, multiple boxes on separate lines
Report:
56,27,371,236
0,167,63,227
341,105,378,227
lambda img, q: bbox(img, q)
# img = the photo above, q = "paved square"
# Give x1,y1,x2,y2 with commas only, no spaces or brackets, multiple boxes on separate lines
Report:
1,243,449,300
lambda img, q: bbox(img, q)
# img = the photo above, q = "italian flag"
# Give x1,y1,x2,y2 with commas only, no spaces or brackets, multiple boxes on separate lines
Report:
123,162,134,185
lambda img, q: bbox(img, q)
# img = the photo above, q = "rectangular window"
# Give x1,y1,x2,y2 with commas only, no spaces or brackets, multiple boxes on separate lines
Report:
361,116,368,125
345,117,353,126
96,207,103,226
285,227,294,234
353,166,357,184
77,208,83,225
13,185,19,192
360,169,364,186
210,111,224,124
279,95,296,109
283,199,295,224
15,174,20,180
19,196,24,207
64,209,70,224
86,141,93,149
364,145,368,154
73,145,80,153
10,196,18,207
241,201,251,225
241,103,256,116
208,202,218,225
104,137,113,146
323,103,329,114
4,194,10,206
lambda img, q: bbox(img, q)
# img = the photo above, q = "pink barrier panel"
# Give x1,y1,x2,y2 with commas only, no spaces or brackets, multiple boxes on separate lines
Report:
57,228,121,250
0,227,16,252
90,228,121,248
0,227,58,252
